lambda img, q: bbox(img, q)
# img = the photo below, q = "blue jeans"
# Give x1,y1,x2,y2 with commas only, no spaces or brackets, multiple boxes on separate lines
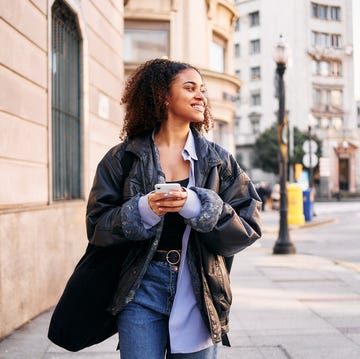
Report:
117,261,217,359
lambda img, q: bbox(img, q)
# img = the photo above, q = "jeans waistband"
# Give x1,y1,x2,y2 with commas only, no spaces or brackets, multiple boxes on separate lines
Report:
152,249,181,265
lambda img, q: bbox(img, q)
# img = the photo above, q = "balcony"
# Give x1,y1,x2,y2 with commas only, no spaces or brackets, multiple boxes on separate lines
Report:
307,45,352,60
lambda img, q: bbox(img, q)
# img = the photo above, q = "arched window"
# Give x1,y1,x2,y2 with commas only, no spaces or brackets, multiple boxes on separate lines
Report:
51,0,82,200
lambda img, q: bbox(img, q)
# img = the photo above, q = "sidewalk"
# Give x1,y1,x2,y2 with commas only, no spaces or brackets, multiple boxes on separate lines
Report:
1,212,360,358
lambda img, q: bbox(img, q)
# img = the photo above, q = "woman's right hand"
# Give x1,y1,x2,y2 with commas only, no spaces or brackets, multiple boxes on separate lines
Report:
148,189,187,216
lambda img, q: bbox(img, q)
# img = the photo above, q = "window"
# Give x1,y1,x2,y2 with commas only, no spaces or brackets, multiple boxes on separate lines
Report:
234,116,241,137
250,91,261,106
331,89,342,106
331,117,343,129
249,11,260,26
311,60,318,75
124,21,169,62
318,4,328,19
320,117,330,127
320,61,330,76
210,34,226,72
313,88,322,105
331,61,342,76
331,34,341,48
213,121,228,150
249,113,261,135
235,43,240,58
311,3,341,21
250,66,261,80
318,116,343,129
315,32,329,47
235,69,241,79
312,31,341,48
235,17,240,31
312,59,342,77
311,3,318,17
51,0,82,200
330,6,341,20
249,39,260,54
313,87,343,107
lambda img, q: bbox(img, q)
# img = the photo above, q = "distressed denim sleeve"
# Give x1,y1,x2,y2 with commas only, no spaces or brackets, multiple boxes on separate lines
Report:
184,187,223,232
120,194,158,240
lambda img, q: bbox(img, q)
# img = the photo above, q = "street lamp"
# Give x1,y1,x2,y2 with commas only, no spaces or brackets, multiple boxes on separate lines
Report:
272,35,296,254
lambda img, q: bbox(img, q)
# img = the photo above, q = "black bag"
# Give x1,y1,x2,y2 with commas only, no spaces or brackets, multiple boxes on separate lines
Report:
48,244,126,351
48,150,135,351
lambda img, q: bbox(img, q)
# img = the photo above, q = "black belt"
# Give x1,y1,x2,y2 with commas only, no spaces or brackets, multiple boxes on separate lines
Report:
152,250,181,265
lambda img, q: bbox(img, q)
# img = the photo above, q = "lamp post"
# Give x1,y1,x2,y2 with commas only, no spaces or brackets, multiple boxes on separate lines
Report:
272,35,296,255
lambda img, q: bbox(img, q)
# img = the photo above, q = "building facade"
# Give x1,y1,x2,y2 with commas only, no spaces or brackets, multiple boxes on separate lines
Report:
0,0,239,339
0,0,125,339
234,0,359,197
123,0,240,152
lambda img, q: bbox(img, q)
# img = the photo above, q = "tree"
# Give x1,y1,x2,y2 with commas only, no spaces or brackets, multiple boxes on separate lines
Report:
252,122,321,175
252,122,279,173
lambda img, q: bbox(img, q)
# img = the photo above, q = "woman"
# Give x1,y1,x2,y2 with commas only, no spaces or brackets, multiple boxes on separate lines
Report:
86,58,262,359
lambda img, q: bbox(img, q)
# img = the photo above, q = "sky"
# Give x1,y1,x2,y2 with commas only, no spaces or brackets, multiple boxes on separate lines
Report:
354,0,360,100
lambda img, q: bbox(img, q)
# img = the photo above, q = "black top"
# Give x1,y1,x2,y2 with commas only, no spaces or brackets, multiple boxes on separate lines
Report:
157,178,189,250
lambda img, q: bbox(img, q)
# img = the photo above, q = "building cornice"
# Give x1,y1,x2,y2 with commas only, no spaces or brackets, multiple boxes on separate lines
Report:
201,68,242,91
207,0,238,20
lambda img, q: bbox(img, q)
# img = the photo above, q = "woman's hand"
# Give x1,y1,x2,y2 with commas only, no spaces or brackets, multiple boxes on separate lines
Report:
148,189,187,216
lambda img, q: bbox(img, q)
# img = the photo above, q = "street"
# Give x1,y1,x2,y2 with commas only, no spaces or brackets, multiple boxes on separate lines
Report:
1,200,360,358
261,201,360,267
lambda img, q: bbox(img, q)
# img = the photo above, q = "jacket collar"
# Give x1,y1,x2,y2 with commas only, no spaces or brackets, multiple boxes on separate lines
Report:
124,127,222,167
190,127,222,167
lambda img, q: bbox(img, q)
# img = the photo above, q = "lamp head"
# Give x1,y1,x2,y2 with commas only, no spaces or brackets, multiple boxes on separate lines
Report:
273,34,289,65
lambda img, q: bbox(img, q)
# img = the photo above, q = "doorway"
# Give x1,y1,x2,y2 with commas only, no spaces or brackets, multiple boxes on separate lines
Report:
339,158,349,190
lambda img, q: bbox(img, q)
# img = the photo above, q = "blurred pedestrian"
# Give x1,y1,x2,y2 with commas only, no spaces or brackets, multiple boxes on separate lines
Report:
271,183,280,211
85,58,262,358
257,182,271,211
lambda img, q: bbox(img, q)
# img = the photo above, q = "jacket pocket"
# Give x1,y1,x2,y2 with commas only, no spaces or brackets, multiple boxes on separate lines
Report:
208,255,232,328
198,240,232,332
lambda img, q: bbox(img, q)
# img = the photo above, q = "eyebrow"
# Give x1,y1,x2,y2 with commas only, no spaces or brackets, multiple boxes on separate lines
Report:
183,81,205,87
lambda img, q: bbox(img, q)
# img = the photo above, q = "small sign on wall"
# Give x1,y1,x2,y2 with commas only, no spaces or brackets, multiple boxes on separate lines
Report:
98,93,109,120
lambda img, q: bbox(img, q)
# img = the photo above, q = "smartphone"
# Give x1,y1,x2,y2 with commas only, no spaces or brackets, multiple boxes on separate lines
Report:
154,183,181,193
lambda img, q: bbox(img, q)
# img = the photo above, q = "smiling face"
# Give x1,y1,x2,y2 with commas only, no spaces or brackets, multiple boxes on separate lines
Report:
166,68,208,125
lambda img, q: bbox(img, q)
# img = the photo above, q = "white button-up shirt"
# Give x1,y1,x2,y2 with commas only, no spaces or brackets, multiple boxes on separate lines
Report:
138,130,213,353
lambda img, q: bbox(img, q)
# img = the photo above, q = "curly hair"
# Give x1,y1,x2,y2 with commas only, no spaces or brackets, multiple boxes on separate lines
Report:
120,58,213,140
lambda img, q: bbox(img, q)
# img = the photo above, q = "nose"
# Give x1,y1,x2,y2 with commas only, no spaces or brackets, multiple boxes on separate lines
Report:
195,90,206,102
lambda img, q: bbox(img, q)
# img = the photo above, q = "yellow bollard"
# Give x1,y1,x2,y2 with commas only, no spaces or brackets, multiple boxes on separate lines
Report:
287,183,305,225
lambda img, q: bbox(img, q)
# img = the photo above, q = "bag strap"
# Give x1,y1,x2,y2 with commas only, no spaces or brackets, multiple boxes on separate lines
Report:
120,149,135,179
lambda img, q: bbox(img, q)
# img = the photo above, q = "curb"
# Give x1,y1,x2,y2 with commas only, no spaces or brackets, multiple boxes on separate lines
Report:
263,217,337,234
293,217,337,230
332,259,360,273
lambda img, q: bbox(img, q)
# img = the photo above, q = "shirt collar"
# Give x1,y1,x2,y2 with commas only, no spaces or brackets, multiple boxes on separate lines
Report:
183,129,198,161
151,129,198,161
